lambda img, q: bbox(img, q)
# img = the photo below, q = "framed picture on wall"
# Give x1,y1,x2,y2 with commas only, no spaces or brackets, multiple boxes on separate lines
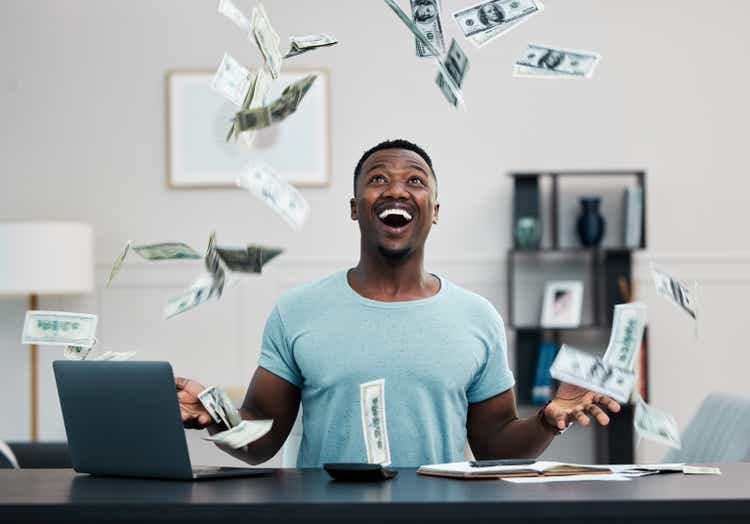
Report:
540,281,583,328
166,68,330,188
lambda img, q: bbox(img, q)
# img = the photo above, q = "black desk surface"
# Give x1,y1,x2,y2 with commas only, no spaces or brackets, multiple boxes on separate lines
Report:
2,465,749,523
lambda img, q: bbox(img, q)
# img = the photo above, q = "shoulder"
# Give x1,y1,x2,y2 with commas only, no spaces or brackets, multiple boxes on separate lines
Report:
275,271,346,312
439,277,504,323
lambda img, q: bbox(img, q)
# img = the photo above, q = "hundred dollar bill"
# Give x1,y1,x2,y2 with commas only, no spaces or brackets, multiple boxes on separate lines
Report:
64,340,96,360
204,232,226,299
514,43,601,78
22,311,98,347
233,74,317,132
410,0,445,58
360,379,391,466
90,350,137,361
198,386,241,428
203,419,273,449
211,52,253,107
218,0,250,33
164,274,215,319
602,302,647,373
549,344,635,403
227,68,273,144
384,0,465,109
106,240,131,287
453,0,543,48
216,244,283,273
435,39,469,107
651,264,697,320
250,3,282,79
285,34,338,58
634,396,681,449
236,162,310,231
132,242,200,260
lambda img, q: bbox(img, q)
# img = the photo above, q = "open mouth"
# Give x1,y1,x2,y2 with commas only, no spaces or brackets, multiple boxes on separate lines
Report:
378,208,414,229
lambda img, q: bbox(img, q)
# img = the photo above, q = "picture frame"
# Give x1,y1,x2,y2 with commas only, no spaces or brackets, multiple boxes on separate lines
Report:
166,68,330,188
540,281,584,328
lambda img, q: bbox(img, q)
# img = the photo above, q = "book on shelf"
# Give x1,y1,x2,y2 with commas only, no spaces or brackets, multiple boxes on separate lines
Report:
623,186,643,248
417,461,613,479
531,342,557,404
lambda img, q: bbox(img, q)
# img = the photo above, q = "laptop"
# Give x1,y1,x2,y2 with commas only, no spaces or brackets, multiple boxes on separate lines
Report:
53,360,273,480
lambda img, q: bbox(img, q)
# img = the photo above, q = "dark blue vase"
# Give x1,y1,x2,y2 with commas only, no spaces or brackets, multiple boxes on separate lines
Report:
576,197,605,247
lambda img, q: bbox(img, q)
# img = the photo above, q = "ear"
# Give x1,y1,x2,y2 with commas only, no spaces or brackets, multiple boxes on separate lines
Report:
432,201,440,225
350,197,358,220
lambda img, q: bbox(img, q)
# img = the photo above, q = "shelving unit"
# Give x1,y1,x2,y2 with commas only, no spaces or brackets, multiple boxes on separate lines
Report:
507,170,647,464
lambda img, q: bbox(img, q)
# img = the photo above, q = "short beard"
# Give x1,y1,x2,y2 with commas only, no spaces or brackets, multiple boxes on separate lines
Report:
377,244,411,260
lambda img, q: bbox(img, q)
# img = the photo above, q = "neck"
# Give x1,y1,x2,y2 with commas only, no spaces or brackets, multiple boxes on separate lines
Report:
349,243,437,301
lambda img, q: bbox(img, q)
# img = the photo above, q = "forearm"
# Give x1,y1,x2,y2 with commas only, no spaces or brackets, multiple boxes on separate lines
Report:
471,412,556,460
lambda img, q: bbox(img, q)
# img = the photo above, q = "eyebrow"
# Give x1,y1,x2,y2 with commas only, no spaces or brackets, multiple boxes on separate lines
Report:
366,162,430,177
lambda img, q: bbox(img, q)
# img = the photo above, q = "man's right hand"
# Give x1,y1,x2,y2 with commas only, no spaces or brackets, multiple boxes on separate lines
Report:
175,377,212,429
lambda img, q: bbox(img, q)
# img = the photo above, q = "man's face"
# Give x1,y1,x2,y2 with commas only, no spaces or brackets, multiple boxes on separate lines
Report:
350,149,439,260
480,4,503,23
414,1,437,22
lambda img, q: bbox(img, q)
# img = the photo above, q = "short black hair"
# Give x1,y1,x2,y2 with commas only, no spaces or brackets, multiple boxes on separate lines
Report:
353,138,436,196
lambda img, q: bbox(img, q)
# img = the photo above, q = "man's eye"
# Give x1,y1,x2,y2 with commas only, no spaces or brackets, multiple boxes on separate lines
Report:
370,175,386,183
409,177,425,185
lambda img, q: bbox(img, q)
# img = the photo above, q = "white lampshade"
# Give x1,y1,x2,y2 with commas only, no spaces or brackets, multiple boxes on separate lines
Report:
0,222,94,296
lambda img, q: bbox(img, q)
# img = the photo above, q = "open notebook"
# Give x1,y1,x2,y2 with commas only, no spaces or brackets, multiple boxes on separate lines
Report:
417,461,613,479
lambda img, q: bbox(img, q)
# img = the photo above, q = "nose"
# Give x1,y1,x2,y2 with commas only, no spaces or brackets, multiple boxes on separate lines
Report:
381,178,410,199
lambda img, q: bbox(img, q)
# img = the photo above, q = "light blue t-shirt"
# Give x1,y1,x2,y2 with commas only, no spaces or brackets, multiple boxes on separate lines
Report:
257,270,515,468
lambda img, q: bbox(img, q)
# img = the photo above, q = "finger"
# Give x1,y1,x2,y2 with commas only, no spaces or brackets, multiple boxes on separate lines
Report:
574,409,590,426
594,394,620,412
175,376,187,390
551,411,568,430
587,404,610,425
198,413,211,426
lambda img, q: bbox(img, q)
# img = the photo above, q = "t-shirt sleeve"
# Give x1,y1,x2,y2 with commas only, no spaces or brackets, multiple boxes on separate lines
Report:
257,305,303,388
467,310,515,403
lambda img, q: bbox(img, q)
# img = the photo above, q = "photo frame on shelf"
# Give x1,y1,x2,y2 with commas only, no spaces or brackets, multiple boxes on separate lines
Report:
540,281,583,328
166,68,330,188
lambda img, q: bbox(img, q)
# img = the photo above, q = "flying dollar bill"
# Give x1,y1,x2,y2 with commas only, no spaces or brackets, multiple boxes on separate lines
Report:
236,162,310,231
227,68,273,144
453,0,544,48
233,74,317,133
250,3,282,79
164,274,215,319
285,34,338,58
217,0,250,33
211,52,253,107
410,0,445,58
634,396,681,449
203,419,274,449
384,0,465,109
651,264,697,319
204,232,226,299
22,311,98,347
216,245,283,273
602,302,647,373
435,38,469,107
360,379,391,466
132,242,200,260
106,240,131,287
64,342,95,361
91,350,137,361
514,43,601,78
549,344,635,403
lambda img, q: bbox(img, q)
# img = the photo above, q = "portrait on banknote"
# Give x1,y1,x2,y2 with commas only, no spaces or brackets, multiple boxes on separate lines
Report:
541,281,583,328
166,69,330,188
413,0,438,22
478,2,505,26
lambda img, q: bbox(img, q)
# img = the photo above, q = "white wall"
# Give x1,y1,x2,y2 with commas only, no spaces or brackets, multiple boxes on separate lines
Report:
1,0,749,465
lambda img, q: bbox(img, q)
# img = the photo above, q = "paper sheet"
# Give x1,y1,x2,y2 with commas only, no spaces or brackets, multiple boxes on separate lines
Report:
503,474,631,484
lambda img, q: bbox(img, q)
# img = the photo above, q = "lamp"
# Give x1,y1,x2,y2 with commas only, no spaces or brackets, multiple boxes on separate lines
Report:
0,222,93,440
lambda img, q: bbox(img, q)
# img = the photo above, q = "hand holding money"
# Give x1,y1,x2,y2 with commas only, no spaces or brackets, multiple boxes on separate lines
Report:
175,377,213,429
543,381,621,430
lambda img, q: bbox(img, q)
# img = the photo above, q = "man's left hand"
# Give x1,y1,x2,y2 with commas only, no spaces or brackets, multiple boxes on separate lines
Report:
544,382,621,430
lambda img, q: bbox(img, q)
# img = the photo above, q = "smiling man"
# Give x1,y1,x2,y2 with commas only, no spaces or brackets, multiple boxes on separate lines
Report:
176,139,620,467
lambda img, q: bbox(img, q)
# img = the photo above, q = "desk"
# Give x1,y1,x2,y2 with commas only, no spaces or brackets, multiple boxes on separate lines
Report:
1,465,749,523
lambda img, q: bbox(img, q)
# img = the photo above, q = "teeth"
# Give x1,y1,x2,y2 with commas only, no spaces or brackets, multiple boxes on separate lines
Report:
378,208,413,221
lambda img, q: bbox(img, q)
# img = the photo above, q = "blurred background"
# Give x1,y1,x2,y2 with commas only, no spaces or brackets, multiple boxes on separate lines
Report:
1,0,748,467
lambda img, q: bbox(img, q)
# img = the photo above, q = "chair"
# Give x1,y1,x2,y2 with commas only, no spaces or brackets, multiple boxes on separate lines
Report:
0,440,18,468
5,442,72,469
663,393,750,464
